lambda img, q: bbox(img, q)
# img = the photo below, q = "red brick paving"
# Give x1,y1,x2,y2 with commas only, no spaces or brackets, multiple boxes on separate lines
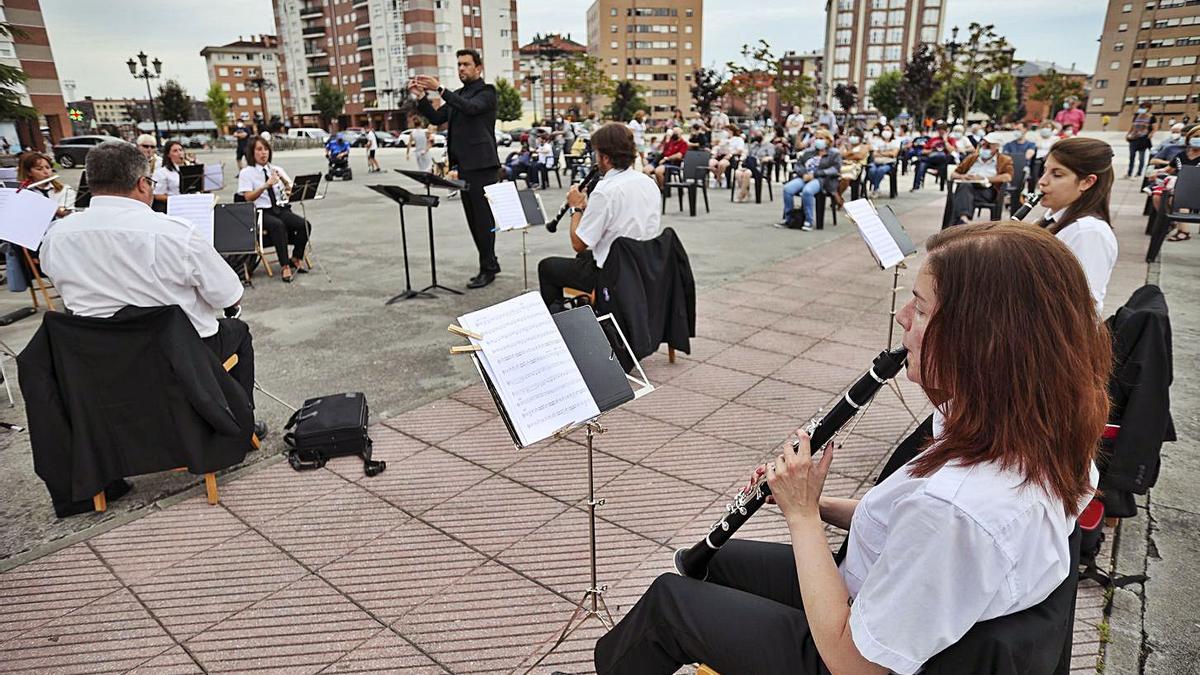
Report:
0,188,1113,673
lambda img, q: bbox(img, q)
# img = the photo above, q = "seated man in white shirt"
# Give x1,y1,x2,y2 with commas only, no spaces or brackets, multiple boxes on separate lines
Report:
40,140,266,439
537,122,662,309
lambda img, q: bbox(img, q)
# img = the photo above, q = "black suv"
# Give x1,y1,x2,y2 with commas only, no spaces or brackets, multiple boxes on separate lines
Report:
53,135,117,168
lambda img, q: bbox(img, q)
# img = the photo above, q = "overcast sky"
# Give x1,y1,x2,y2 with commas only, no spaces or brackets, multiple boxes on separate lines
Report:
43,0,1105,100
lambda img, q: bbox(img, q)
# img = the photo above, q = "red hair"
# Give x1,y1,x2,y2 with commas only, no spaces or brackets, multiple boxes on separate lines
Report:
911,222,1110,514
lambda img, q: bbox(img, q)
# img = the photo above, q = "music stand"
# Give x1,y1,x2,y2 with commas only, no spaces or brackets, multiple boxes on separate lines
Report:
394,169,467,296
287,174,332,283
483,182,548,290
369,184,438,302
74,171,91,209
179,164,205,194
450,301,653,673
213,202,259,284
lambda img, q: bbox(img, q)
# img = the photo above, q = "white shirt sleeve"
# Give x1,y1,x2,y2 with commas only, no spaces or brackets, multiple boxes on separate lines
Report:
848,494,1016,675
186,229,244,311
237,166,256,194
574,188,611,251
1057,221,1117,312
152,166,169,196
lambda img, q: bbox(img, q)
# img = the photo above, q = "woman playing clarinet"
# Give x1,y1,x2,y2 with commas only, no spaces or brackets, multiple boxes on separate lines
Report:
596,222,1110,675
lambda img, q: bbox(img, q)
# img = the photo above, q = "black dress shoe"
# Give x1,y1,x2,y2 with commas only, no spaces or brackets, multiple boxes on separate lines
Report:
466,272,496,289
254,420,269,442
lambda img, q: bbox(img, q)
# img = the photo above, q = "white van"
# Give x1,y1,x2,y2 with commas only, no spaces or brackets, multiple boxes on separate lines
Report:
288,128,329,141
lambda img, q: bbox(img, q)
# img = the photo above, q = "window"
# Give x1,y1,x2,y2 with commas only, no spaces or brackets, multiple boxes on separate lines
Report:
237,97,247,105
923,8,939,24
684,57,693,65
887,28,903,43
221,82,231,91
610,7,616,15
836,29,852,45
610,57,617,65
610,41,618,49
684,41,692,49
921,26,937,42
686,8,693,16
1092,97,1105,106
872,0,886,7
685,25,692,33
611,24,617,32
236,82,245,91
463,25,470,36
472,26,481,38
1114,42,1125,51
1121,2,1131,10
233,67,243,76
835,47,851,61
1111,61,1121,69
884,45,902,60
888,9,904,25
870,12,887,26
462,4,469,14
891,0,907,6
837,12,853,28
866,62,882,77
867,46,883,60
218,67,228,76
1095,79,1108,88
833,63,850,78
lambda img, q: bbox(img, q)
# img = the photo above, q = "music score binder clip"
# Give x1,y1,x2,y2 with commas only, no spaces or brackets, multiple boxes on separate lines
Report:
447,324,483,354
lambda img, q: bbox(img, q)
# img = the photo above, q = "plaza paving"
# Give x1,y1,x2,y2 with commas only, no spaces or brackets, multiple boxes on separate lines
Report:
0,137,1191,673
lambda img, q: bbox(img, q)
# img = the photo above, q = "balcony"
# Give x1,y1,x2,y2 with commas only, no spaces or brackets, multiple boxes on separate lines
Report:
361,78,377,91
307,64,331,76
300,3,323,19
359,62,375,71
357,36,372,50
352,0,369,7
305,47,327,59
301,24,326,37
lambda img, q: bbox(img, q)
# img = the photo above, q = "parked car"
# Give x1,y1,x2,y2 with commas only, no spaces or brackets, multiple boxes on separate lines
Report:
395,128,446,148
495,130,512,146
343,128,365,146
287,128,329,141
53,135,117,169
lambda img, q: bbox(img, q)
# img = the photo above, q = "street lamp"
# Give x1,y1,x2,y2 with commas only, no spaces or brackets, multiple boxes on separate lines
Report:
523,73,542,122
940,26,964,122
246,76,275,132
127,51,163,146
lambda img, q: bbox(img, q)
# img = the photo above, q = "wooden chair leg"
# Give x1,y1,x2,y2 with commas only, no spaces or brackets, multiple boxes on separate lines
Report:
251,432,261,450
256,242,274,277
204,472,218,505
93,491,107,512
697,665,720,675
668,346,676,364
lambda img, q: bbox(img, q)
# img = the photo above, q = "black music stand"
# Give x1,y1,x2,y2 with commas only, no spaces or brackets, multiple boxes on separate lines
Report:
74,171,91,209
369,184,438,302
287,174,332,282
179,164,205,194
394,169,467,296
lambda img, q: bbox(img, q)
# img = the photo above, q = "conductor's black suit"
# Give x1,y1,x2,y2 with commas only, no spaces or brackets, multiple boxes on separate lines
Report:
417,78,502,279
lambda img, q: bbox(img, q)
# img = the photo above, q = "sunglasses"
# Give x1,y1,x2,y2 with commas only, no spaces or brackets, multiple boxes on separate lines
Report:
139,144,156,149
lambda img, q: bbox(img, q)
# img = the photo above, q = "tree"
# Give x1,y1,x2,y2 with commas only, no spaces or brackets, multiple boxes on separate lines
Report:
157,79,191,128
975,74,1018,122
205,82,231,134
0,22,36,121
561,53,613,111
690,67,725,116
725,40,813,113
313,79,346,129
494,77,523,123
833,83,859,122
868,70,904,119
604,80,649,122
899,43,939,122
936,23,1018,121
1029,69,1086,120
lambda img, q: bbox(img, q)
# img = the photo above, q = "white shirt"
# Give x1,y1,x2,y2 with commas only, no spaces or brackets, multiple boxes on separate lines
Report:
151,164,182,197
537,141,554,167
786,113,804,135
40,196,243,338
366,132,378,151
576,168,662,268
1046,208,1119,313
1035,134,1058,159
841,408,1097,675
627,119,645,147
238,163,291,209
726,136,747,157
972,154,998,179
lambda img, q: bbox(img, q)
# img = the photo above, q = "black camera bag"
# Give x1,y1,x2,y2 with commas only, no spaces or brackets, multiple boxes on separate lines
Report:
284,392,385,477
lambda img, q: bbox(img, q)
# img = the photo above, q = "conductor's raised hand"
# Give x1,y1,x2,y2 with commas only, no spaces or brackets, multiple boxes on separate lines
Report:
566,185,587,210
407,79,425,97
416,75,442,92
766,430,833,524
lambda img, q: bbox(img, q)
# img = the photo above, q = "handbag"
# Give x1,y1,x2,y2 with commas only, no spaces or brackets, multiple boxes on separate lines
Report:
284,392,386,477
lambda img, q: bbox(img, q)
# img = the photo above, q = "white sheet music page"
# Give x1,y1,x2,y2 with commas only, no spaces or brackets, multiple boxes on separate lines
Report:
0,188,60,250
202,163,224,191
458,291,600,446
483,181,529,232
167,193,216,243
845,199,905,270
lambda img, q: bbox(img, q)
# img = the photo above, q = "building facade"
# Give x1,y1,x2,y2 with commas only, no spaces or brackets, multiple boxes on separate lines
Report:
585,0,703,117
0,0,71,152
517,33,588,122
1012,61,1091,125
200,35,286,132
1087,0,1200,131
273,0,518,131
822,0,945,112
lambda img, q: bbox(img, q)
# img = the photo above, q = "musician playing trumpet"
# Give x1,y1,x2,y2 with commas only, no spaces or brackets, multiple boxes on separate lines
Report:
596,223,1109,675
536,122,661,311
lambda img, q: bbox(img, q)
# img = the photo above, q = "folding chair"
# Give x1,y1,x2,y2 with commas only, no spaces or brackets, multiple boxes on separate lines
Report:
662,151,711,217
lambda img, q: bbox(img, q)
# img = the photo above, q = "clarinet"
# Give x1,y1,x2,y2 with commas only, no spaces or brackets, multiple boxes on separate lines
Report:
546,165,601,233
674,346,909,580
1010,190,1043,221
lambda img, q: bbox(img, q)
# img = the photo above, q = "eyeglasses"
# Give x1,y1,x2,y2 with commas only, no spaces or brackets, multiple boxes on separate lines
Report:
141,175,157,189
139,144,156,149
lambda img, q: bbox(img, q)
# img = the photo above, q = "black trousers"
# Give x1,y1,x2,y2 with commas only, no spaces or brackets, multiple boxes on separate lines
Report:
595,539,830,675
949,183,999,227
458,166,500,275
202,318,255,409
261,205,310,268
537,251,599,306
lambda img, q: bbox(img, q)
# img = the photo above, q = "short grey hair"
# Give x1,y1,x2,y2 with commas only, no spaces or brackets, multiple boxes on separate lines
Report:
85,140,149,194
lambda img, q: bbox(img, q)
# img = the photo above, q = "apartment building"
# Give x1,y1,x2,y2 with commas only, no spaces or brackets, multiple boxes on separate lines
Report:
0,0,70,151
273,0,519,130
1087,0,1200,130
517,33,588,121
200,35,286,130
822,0,945,112
586,0,702,116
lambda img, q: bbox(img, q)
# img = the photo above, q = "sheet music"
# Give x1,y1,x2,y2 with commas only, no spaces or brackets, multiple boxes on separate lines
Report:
0,188,60,249
483,181,529,232
459,292,600,446
203,162,224,191
168,193,216,243
844,199,906,270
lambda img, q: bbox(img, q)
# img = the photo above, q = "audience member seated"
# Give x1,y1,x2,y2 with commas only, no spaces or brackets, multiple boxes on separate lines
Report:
537,123,662,310
779,129,841,231
535,133,555,186
687,120,711,150
866,125,900,197
38,139,263,441
948,132,1013,227
503,143,539,187
950,123,974,160
646,127,690,189
709,125,745,189
734,132,773,203
911,124,951,191
1002,123,1037,165
1147,123,1187,171
836,129,870,205
239,136,312,283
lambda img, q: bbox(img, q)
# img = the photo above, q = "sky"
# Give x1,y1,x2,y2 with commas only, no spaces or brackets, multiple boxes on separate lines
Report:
42,0,1107,101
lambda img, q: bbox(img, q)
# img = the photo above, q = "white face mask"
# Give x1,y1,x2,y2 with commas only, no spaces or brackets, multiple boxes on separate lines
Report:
849,136,861,144
882,130,893,140
1039,128,1053,138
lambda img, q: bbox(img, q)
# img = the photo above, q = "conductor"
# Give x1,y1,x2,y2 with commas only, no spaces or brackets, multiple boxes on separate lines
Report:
411,49,502,289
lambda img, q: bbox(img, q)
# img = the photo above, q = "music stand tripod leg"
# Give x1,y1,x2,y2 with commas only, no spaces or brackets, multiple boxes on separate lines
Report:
419,183,463,296
388,204,433,303
522,421,614,674
296,201,333,284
